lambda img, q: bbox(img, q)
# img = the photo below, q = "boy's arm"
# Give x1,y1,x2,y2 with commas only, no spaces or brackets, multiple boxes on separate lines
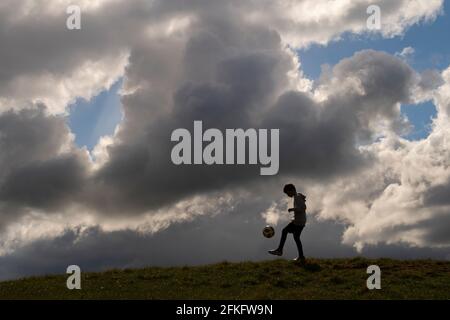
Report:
289,195,306,212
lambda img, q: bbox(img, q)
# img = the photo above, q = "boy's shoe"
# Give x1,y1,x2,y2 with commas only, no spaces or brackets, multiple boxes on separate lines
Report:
268,249,283,256
293,257,306,264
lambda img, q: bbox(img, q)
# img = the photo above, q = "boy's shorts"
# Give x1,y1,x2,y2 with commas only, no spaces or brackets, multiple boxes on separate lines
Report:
284,222,304,234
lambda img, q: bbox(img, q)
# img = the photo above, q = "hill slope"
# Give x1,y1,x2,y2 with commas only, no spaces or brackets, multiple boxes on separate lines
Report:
0,258,449,299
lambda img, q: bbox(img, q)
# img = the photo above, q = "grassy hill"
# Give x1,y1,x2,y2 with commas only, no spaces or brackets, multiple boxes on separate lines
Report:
0,258,449,299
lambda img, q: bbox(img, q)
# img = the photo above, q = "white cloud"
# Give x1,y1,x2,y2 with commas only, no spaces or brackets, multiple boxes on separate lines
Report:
307,68,450,251
0,54,128,115
396,46,415,60
245,0,443,47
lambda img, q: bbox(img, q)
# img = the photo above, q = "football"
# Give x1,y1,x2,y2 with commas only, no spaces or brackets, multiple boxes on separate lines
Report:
262,225,275,238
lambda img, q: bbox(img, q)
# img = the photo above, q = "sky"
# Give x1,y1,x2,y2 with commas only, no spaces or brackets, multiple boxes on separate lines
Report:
69,1,450,147
0,0,450,280
68,78,123,150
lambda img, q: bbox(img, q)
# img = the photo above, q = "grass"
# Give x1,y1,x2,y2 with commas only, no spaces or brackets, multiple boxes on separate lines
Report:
0,258,449,299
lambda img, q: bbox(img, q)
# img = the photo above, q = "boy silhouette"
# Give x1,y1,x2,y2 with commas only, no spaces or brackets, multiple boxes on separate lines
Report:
269,184,306,264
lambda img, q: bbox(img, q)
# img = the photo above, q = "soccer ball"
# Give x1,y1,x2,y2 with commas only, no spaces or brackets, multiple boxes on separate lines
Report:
263,225,275,238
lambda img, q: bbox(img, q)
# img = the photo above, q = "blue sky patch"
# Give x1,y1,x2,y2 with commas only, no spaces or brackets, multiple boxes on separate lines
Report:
68,78,123,150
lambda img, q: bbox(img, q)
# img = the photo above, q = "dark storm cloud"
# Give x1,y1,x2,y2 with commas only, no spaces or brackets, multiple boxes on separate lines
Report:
0,106,70,171
90,47,417,215
423,183,450,207
0,154,86,210
0,107,88,229
419,213,450,245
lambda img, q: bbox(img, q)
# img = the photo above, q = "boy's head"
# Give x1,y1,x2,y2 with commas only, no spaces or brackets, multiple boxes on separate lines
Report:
283,184,297,197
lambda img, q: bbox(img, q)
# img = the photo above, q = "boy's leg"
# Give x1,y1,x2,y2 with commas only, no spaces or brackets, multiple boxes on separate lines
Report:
292,225,305,260
277,224,291,251
269,223,293,256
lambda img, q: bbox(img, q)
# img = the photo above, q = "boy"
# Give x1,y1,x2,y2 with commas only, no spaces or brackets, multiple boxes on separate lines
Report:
269,184,306,264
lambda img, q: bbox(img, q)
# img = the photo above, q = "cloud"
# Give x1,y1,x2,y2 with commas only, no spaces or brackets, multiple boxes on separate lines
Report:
0,0,443,113
306,68,450,250
0,0,448,278
90,45,420,218
396,46,415,61
0,0,135,114
0,106,91,233
240,0,444,47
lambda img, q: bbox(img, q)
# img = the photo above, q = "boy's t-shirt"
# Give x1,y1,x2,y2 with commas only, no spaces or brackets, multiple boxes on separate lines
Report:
292,193,307,226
